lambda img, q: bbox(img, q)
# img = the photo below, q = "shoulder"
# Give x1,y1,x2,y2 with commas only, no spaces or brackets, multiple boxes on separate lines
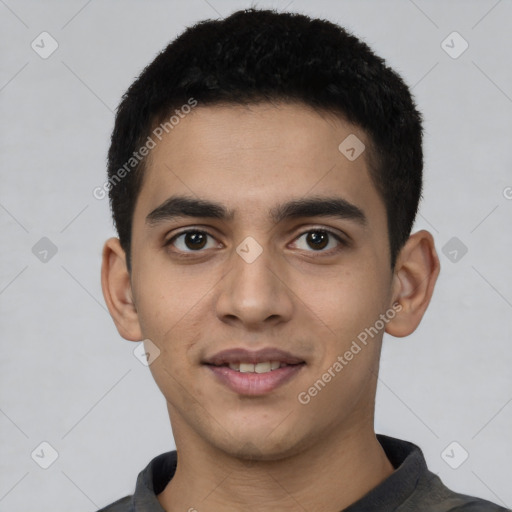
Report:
442,492,510,512
376,436,509,512
96,495,132,511
443,498,510,512
408,471,510,512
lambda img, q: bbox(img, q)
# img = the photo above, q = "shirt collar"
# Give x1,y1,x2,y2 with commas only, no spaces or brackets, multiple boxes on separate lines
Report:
129,434,426,511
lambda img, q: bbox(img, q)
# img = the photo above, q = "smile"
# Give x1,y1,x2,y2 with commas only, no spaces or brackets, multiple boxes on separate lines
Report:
223,361,283,373
205,362,305,395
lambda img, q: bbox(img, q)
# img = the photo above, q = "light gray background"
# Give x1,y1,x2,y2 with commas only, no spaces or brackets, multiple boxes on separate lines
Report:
1,0,511,510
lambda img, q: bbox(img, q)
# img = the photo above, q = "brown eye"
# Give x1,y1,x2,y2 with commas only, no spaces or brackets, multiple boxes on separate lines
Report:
167,230,217,252
183,232,207,250
306,231,329,250
293,229,345,253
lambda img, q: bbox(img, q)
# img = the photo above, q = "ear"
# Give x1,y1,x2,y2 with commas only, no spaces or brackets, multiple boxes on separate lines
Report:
101,237,143,341
385,230,440,338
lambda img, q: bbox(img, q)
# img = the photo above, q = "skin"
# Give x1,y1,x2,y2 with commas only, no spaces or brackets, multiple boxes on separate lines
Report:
101,102,440,511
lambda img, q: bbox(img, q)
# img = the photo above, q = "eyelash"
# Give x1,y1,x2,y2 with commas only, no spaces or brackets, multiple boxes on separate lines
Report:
163,227,348,257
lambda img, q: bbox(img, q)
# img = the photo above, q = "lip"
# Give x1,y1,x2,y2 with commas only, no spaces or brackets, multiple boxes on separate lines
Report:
206,363,305,395
203,347,306,396
203,347,305,366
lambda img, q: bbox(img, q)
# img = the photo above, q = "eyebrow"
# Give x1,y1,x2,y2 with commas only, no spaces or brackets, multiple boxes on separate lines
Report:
146,195,367,227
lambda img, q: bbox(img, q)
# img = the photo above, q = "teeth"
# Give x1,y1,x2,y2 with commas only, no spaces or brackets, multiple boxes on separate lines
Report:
228,361,283,373
239,363,255,373
255,362,271,373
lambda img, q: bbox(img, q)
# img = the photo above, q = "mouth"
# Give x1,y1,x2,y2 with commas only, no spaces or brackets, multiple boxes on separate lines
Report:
203,348,306,395
207,361,299,373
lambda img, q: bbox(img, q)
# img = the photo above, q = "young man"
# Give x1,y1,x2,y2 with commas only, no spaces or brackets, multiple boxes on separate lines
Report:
99,8,508,512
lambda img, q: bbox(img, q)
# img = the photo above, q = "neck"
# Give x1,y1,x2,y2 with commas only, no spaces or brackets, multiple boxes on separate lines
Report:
157,422,394,512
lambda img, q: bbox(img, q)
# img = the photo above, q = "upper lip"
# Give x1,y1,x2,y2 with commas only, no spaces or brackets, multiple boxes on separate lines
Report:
203,348,306,366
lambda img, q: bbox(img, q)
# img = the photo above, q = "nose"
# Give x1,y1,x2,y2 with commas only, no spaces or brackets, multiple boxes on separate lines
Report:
214,242,294,331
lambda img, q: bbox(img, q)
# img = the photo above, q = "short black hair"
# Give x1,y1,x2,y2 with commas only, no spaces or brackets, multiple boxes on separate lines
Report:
107,8,423,271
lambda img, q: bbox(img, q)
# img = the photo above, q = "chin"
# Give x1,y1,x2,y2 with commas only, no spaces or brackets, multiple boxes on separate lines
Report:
213,424,311,462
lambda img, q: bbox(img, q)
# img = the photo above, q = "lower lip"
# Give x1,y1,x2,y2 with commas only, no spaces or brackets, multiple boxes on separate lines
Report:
205,364,305,395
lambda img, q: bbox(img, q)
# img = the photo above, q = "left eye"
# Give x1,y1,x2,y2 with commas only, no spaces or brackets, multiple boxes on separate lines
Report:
293,230,343,252
168,230,218,252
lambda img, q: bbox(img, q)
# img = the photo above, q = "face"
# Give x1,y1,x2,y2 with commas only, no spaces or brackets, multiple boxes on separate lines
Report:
126,102,397,459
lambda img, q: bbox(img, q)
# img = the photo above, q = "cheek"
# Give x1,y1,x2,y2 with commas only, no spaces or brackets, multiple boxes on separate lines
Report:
145,315,206,408
132,272,213,408
132,252,218,341
293,263,390,348
294,268,386,416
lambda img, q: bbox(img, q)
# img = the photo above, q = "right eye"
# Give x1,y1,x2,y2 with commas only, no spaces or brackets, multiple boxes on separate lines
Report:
165,230,220,253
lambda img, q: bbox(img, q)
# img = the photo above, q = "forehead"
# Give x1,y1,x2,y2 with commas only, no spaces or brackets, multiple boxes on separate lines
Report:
134,102,385,228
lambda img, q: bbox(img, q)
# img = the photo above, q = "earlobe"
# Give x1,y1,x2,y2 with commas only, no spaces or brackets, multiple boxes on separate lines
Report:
101,237,143,342
386,230,440,338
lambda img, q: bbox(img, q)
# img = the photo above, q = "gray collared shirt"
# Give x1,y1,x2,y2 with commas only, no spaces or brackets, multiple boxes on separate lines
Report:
97,435,509,511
